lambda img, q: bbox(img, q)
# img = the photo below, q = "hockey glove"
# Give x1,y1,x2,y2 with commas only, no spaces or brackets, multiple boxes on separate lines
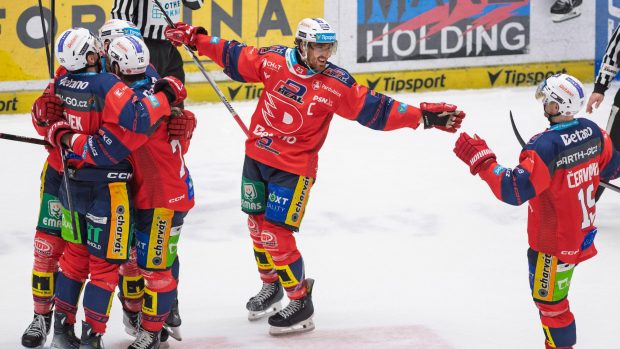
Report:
32,88,64,127
168,108,197,141
45,119,73,148
154,76,187,106
164,22,208,50
453,132,496,175
420,102,465,133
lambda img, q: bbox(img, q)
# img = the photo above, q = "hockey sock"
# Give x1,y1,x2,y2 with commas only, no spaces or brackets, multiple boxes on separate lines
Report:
83,283,114,334
54,273,83,324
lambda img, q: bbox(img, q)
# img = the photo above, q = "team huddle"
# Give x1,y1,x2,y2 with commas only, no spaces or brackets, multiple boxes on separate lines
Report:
19,13,620,349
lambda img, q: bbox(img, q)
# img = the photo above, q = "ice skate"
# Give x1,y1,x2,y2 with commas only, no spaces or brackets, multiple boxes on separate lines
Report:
161,298,182,341
50,312,80,349
246,281,284,321
128,327,161,349
551,0,582,23
122,308,140,337
79,321,104,349
268,278,315,336
21,312,52,348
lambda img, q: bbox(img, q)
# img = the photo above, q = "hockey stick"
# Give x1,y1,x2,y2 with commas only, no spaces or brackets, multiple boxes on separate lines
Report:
0,133,49,145
37,0,52,78
39,0,79,240
509,110,620,194
151,0,249,137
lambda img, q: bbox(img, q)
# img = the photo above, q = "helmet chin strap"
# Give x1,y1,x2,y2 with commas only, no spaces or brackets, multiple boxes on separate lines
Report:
543,103,561,125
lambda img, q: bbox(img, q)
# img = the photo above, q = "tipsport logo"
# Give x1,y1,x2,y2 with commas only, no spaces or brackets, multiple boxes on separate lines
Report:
357,0,530,63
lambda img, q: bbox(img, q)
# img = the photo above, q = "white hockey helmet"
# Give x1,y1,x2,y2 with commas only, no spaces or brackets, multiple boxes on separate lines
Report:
56,28,104,71
99,19,142,45
107,36,150,75
296,18,337,44
535,73,585,117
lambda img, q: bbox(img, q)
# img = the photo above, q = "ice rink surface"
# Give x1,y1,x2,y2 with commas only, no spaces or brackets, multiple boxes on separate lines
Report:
1,83,620,348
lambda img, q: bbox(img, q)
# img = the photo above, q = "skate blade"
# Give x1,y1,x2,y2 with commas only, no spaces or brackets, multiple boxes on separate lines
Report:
162,324,182,341
551,10,581,23
269,317,315,336
248,301,282,321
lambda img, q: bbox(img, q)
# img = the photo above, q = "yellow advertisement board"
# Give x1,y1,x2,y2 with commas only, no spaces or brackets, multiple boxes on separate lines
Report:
0,0,323,81
0,60,593,114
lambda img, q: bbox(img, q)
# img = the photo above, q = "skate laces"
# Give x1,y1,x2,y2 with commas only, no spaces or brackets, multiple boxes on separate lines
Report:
131,329,157,349
24,315,46,337
279,299,302,319
253,283,278,302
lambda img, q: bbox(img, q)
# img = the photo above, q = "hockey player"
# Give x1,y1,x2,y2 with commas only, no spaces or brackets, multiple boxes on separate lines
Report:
98,19,188,344
586,23,620,200
164,17,465,335
37,27,185,348
105,35,196,349
21,80,67,348
453,74,620,349
550,0,582,23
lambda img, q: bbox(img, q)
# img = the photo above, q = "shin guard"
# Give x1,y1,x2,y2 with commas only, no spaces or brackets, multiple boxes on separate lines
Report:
118,248,144,313
32,231,65,314
141,269,178,332
261,221,304,299
249,214,278,283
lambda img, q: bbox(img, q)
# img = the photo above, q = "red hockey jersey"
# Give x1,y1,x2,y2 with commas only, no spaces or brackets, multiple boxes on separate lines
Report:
196,36,425,177
127,73,195,211
479,118,620,264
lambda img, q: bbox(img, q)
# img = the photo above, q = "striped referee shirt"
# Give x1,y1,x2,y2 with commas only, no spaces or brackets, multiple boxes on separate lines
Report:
595,24,620,94
111,0,203,41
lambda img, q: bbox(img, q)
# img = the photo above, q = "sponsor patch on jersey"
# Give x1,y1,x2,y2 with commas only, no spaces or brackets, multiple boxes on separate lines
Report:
146,208,173,269
493,165,507,176
210,36,220,44
106,183,130,261
398,102,408,113
581,228,597,251
147,94,160,108
284,176,313,228
266,184,294,223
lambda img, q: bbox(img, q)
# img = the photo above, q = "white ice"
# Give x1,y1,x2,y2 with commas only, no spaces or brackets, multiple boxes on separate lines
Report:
1,84,620,349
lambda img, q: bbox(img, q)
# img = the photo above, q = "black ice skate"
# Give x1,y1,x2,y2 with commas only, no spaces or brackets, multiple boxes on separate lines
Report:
128,327,161,349
161,297,182,341
50,312,80,349
122,308,140,337
79,321,104,349
550,0,582,23
246,281,284,321
21,312,52,348
268,278,315,336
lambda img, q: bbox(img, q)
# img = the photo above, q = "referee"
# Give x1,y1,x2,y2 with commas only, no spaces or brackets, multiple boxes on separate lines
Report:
587,23,620,200
111,0,203,107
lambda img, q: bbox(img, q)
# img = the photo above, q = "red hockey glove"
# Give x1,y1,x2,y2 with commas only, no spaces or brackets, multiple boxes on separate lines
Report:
420,102,465,133
154,76,187,106
453,132,496,175
168,108,197,141
164,22,208,50
32,88,64,127
45,119,73,148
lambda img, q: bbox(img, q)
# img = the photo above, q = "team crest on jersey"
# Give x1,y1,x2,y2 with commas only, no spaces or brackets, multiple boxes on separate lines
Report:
262,92,304,134
274,79,307,104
